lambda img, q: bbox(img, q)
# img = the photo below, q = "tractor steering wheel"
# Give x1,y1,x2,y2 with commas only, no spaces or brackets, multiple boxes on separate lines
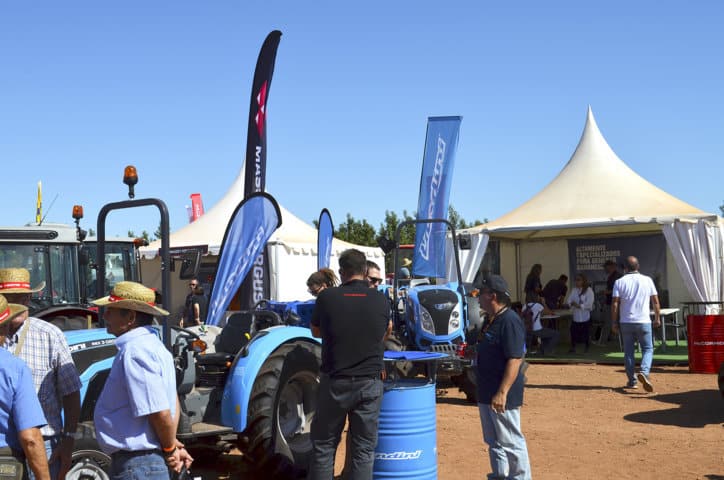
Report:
170,326,201,341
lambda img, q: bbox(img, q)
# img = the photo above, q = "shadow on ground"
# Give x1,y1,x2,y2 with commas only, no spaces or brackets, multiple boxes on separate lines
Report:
624,389,724,428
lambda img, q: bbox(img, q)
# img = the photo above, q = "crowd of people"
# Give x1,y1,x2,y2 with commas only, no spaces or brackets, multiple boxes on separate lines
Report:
1,250,662,480
0,270,192,480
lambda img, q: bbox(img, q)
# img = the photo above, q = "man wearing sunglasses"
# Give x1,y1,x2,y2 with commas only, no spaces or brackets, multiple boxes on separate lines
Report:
180,279,202,327
366,260,383,288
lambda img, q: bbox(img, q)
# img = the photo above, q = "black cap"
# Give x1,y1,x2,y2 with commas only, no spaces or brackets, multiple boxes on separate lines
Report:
476,274,511,298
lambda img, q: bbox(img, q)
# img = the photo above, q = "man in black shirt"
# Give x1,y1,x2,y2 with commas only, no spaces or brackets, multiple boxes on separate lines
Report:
309,249,390,480
475,275,531,480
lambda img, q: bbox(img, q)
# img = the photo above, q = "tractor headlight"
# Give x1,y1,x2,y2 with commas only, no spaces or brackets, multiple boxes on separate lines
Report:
420,307,435,335
449,309,461,334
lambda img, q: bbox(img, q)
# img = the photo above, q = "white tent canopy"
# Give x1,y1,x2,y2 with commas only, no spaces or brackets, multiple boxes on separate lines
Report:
465,107,710,240
456,107,719,307
139,166,383,307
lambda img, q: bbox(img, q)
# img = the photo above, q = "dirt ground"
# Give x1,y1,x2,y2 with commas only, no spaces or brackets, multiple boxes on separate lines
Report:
191,364,723,479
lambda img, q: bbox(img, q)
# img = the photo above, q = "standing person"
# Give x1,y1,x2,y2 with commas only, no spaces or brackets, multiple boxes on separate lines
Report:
611,256,661,392
596,260,623,345
541,275,568,310
190,285,208,326
523,264,543,303
306,268,339,298
92,281,193,478
475,275,531,480
180,278,200,327
0,268,81,480
566,274,595,354
0,294,51,480
365,260,383,288
309,249,391,480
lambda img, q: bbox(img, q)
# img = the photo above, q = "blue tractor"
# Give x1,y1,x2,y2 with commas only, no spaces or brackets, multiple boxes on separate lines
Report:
383,219,480,401
66,171,321,479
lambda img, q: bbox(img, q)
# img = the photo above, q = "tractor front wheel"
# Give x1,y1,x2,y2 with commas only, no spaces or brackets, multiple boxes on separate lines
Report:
245,341,321,478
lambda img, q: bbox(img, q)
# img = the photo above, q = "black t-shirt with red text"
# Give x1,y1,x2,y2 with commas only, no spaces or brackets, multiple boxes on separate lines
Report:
311,279,389,377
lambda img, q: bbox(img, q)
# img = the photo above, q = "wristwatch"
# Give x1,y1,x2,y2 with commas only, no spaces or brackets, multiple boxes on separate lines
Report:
62,431,83,440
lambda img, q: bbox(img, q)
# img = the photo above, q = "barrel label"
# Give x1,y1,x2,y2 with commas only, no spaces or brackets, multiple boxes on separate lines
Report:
375,450,423,461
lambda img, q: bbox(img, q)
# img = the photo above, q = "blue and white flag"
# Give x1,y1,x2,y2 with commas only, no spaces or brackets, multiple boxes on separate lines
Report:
413,116,462,278
317,208,334,270
207,193,282,326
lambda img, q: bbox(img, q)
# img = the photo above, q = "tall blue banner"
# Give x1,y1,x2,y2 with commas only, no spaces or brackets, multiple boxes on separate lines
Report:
413,116,462,278
207,193,282,326
317,209,334,270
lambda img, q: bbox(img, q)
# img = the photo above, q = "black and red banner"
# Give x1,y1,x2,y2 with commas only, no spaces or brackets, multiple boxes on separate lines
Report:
238,30,282,309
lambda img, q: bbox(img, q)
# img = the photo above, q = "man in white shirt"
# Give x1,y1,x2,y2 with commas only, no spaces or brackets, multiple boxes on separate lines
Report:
611,256,661,392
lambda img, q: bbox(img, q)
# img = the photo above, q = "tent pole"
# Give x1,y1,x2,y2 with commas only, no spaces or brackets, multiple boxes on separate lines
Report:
515,240,521,301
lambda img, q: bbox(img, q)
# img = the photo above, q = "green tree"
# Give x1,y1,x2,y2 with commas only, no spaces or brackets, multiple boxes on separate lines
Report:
88,228,96,237
337,214,377,246
378,209,416,245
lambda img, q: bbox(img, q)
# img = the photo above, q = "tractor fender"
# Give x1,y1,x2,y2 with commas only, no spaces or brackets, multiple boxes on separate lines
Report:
221,326,319,432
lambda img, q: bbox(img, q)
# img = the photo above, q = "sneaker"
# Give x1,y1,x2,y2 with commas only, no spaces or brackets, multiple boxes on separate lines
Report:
637,373,654,392
624,382,638,389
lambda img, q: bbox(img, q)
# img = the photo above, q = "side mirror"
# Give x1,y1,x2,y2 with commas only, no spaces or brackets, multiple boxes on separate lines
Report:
458,233,472,250
178,250,201,280
377,236,397,254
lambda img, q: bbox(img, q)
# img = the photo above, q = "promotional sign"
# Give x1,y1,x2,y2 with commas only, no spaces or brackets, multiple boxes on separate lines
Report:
207,193,282,326
189,193,204,222
413,116,462,278
238,30,282,310
317,208,334,270
567,234,668,289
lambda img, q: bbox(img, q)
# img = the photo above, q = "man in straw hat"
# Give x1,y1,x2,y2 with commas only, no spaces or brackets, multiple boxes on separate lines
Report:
91,281,192,478
0,294,51,480
0,268,81,480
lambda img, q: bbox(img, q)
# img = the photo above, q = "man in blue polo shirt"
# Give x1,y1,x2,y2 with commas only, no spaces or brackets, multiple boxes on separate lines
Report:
0,294,50,480
476,275,531,480
92,281,192,479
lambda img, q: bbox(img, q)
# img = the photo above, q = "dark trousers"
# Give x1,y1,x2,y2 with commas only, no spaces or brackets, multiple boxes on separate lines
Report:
570,321,591,351
309,374,383,480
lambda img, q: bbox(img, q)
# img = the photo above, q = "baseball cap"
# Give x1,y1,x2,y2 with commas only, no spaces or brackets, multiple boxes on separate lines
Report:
475,275,511,298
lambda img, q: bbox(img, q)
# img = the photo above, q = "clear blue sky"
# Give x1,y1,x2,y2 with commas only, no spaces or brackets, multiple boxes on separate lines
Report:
2,1,722,237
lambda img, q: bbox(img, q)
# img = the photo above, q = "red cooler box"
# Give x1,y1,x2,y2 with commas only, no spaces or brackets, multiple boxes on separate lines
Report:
687,315,724,373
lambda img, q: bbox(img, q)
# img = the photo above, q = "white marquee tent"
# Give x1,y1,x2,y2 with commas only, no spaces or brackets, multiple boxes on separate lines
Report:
452,107,722,310
139,166,384,315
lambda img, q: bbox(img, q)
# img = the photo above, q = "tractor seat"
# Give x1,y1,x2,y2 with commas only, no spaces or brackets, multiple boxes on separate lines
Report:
196,312,254,367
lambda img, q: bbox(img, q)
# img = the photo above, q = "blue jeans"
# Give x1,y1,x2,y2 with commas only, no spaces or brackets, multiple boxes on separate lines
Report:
621,322,654,383
309,375,383,480
478,404,531,480
26,436,60,480
110,450,169,480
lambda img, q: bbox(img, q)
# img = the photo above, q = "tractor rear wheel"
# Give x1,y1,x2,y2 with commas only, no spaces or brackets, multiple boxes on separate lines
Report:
68,439,111,480
246,341,321,478
452,366,478,403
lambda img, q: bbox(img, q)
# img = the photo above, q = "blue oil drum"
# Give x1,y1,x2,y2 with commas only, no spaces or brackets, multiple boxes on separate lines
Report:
374,351,445,480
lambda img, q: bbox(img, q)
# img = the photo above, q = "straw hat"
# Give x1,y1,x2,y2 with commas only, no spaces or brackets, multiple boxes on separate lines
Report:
401,258,412,268
0,294,28,325
0,268,46,293
92,281,169,317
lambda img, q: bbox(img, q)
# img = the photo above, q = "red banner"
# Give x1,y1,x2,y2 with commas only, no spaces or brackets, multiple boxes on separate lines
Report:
190,193,205,222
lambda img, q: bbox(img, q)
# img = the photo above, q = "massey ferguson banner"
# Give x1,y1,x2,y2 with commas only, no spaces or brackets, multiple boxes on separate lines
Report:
238,30,282,310
207,193,282,326
413,116,462,278
317,209,334,270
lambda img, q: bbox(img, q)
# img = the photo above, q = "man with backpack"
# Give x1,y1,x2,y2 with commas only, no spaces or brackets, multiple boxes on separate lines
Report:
522,300,560,356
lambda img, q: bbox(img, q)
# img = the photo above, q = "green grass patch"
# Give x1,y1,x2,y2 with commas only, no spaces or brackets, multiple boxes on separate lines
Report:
526,340,689,365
